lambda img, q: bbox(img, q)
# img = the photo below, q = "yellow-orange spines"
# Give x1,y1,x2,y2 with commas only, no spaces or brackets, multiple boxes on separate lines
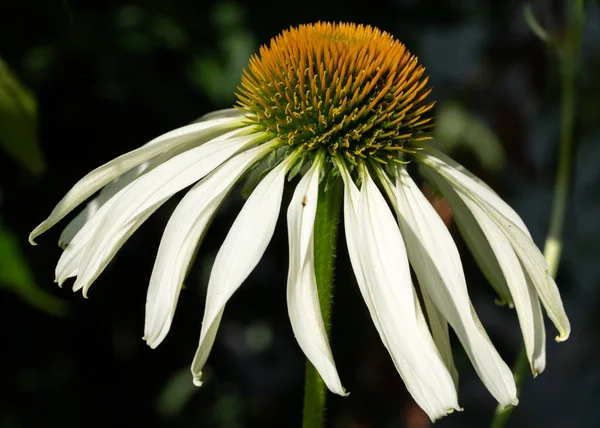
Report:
236,22,435,163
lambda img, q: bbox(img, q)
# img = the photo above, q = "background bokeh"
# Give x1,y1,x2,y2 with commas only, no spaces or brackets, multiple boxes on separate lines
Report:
1,0,599,427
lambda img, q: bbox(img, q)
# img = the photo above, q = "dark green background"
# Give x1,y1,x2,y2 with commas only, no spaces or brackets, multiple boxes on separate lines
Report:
1,0,598,427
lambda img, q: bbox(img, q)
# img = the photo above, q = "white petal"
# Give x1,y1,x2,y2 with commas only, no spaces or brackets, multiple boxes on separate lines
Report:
56,204,152,290
287,157,322,270
143,142,276,348
286,157,346,396
56,157,165,285
339,165,459,421
499,216,569,342
420,147,530,235
55,204,113,287
194,108,247,122
436,178,546,374
191,154,293,386
419,151,570,342
73,131,263,295
56,142,211,287
393,167,517,406
56,145,192,286
440,189,514,306
58,162,151,248
29,117,247,244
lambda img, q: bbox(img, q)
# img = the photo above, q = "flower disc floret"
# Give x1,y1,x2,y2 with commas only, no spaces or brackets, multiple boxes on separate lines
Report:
237,22,435,164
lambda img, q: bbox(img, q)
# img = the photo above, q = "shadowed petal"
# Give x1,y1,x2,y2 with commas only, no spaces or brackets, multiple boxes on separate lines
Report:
420,286,459,387
419,150,569,343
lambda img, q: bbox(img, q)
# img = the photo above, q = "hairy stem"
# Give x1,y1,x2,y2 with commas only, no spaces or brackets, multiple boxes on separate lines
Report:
302,180,342,428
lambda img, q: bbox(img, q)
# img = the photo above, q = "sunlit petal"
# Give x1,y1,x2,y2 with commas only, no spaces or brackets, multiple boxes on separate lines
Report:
58,162,151,249
30,117,248,244
339,165,459,421
286,156,346,395
144,142,276,348
191,155,293,386
73,132,263,295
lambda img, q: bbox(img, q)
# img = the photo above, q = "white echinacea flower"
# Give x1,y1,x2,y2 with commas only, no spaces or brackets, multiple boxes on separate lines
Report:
30,22,570,421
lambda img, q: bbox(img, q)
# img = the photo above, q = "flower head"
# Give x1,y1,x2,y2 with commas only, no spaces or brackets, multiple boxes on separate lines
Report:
31,22,570,421
237,22,433,163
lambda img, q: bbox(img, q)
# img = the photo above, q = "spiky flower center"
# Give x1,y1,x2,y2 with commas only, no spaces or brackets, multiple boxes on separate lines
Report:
236,22,435,164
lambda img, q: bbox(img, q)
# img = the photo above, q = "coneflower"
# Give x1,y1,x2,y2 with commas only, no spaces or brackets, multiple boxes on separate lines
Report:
30,22,570,421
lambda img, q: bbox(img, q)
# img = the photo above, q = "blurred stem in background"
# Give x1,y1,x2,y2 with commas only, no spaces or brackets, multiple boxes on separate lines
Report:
302,182,342,428
490,1,584,427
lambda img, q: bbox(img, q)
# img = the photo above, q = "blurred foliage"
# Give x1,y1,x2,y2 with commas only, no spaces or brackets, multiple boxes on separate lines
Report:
0,219,66,317
156,366,199,419
0,59,65,317
435,101,506,172
0,58,45,176
188,2,256,104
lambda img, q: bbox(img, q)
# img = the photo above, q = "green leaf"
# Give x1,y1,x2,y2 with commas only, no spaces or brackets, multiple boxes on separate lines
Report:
0,58,45,176
0,219,67,317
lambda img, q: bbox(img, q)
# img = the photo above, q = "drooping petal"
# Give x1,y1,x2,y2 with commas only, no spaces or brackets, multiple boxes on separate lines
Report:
55,205,150,287
420,147,530,234
56,149,187,286
499,215,569,342
524,272,547,373
431,177,547,374
72,132,264,295
143,142,277,348
55,156,166,285
338,164,459,421
56,148,200,284
438,189,514,306
191,155,293,386
287,156,322,271
418,150,570,342
286,156,346,396
393,166,517,406
29,117,248,244
58,162,151,248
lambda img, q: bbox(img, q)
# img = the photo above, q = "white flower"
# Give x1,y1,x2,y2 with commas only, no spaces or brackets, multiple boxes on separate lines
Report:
31,22,570,421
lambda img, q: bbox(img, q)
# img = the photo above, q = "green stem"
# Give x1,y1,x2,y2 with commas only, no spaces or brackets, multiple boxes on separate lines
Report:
490,1,583,427
302,179,342,428
542,0,583,279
